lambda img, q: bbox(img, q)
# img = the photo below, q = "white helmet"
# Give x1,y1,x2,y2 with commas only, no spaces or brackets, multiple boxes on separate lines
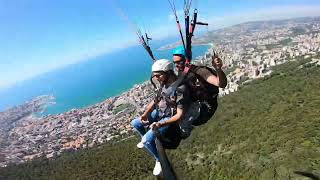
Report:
152,59,173,72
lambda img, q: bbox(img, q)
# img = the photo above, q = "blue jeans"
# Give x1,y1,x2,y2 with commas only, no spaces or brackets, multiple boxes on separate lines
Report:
131,110,170,161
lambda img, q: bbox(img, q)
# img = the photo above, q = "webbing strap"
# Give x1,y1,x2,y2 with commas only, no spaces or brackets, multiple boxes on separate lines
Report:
154,130,177,180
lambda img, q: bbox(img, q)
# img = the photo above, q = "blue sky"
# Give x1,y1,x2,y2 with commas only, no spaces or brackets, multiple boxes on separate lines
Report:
0,0,320,90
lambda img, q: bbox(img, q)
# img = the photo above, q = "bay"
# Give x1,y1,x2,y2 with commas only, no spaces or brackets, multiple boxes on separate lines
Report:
0,43,210,115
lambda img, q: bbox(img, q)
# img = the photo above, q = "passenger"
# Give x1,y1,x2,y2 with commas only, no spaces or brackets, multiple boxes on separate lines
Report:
131,59,193,176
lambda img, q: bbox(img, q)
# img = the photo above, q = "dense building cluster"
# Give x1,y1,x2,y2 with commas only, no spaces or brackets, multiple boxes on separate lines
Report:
196,17,320,96
0,83,155,167
0,17,319,167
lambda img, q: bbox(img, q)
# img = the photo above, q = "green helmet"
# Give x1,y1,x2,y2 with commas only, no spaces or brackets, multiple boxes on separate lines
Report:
173,46,186,56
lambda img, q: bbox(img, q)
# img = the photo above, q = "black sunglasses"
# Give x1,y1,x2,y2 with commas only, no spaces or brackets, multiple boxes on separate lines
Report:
152,73,164,78
173,60,185,65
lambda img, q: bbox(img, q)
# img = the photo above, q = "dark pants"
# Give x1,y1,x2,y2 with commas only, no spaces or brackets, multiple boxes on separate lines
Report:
192,98,218,126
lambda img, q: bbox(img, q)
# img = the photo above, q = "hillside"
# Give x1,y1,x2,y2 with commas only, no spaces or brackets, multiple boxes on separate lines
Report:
0,58,319,179
199,16,320,44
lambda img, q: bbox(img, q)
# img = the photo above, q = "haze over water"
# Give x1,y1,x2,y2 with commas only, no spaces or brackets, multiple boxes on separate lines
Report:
0,43,210,115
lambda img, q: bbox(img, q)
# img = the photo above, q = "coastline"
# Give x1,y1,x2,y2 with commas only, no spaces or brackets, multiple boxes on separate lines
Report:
1,16,320,167
157,42,212,51
0,44,213,167
0,44,210,116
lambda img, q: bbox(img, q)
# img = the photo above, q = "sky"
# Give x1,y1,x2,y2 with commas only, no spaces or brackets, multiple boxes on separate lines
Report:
0,0,320,91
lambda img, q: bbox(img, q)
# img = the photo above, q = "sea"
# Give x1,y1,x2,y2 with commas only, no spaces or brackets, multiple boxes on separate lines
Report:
0,40,210,115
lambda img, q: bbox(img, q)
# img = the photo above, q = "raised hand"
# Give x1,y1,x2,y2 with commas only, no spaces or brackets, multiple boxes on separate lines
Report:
212,55,223,70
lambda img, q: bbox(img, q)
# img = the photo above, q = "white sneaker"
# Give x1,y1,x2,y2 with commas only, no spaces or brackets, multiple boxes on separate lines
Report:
136,141,144,149
153,161,162,176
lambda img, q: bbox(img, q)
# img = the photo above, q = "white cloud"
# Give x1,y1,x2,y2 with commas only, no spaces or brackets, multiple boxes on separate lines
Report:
206,5,320,29
152,5,320,44
2,4,320,91
165,5,320,37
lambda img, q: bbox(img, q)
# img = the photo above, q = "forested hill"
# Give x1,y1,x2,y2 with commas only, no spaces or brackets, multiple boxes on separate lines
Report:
1,57,320,179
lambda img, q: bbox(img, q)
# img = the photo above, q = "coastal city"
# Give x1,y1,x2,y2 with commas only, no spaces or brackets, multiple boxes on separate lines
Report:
0,17,319,167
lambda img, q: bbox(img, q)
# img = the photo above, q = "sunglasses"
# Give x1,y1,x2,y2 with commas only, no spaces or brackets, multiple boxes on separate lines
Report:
153,73,164,78
173,60,185,65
